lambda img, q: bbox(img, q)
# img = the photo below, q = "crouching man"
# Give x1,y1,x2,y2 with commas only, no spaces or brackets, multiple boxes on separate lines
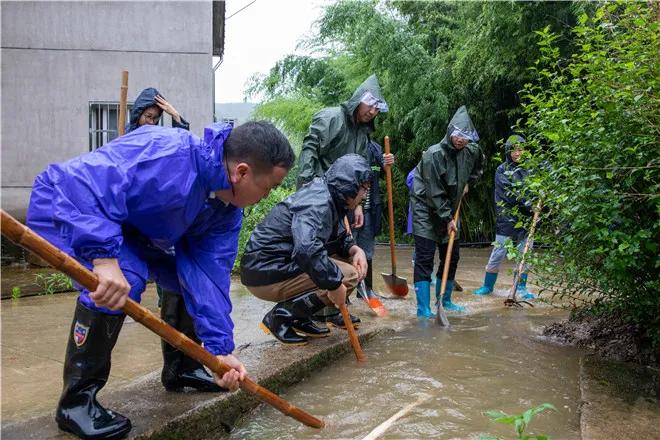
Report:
240,154,370,345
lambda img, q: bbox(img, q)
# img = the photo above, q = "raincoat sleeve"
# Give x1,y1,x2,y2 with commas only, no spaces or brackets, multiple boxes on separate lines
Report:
50,161,130,261
173,116,190,131
496,167,532,217
468,144,485,185
290,204,344,290
175,203,242,356
421,152,453,224
298,111,343,187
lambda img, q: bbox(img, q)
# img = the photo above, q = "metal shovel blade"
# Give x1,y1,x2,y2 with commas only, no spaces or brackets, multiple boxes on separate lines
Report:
435,302,450,327
381,273,409,297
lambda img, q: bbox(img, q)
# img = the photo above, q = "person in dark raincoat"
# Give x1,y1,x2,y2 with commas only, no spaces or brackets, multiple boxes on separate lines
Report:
126,87,190,132
297,74,392,324
240,154,370,345
474,135,535,299
26,121,294,440
125,86,221,394
411,106,484,318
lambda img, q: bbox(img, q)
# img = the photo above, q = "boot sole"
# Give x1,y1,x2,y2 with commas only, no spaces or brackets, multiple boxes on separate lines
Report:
325,321,360,331
292,328,330,338
258,323,308,346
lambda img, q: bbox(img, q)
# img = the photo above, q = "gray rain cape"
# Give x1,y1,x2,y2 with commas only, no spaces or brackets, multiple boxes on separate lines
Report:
297,75,386,187
411,106,485,243
240,154,372,290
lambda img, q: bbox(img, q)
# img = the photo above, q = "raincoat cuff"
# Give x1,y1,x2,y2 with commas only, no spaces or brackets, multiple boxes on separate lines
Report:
80,245,121,261
205,339,235,356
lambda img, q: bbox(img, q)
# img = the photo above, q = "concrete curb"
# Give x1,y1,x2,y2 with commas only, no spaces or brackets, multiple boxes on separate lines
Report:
2,323,391,440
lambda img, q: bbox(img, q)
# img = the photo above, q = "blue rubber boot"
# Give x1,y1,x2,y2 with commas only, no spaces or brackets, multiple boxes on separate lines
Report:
517,273,536,300
414,281,435,319
442,280,466,313
474,272,498,296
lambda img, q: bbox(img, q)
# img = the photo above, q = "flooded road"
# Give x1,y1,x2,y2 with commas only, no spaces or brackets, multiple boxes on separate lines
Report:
230,307,581,439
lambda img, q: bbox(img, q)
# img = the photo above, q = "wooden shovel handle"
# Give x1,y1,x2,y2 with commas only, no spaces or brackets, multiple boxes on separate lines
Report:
341,217,367,362
0,210,324,429
117,70,128,136
384,136,398,275
439,197,463,297
510,201,543,300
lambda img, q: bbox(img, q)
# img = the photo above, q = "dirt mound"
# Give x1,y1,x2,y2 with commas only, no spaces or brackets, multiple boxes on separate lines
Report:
543,310,658,367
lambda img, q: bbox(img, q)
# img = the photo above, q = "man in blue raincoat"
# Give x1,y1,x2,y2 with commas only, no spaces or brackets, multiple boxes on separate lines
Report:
27,121,294,440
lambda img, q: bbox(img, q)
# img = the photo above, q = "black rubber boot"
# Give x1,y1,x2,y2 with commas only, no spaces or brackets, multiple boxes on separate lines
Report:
260,304,308,345
325,311,361,330
160,291,223,392
55,301,131,440
290,292,330,338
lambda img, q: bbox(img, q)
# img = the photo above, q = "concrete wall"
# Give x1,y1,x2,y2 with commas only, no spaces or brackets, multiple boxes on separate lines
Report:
1,1,215,218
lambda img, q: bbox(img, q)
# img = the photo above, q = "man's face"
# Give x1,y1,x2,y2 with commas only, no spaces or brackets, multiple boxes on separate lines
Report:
138,105,162,126
345,182,370,210
355,102,379,124
510,147,523,163
450,135,469,150
229,164,288,208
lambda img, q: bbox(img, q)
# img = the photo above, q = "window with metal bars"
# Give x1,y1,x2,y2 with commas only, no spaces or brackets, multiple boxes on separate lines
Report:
88,102,163,151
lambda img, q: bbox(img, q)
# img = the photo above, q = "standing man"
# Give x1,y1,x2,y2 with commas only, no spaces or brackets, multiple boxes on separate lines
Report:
473,135,536,299
297,74,392,325
411,106,484,318
27,121,294,440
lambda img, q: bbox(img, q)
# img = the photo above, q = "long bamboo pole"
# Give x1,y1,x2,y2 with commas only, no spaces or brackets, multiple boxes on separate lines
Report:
0,210,325,429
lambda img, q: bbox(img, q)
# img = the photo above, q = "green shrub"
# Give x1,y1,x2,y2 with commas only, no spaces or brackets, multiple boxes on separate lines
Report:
518,2,659,345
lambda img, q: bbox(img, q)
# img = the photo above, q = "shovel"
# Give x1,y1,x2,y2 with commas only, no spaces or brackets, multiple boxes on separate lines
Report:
0,210,325,429
381,136,409,297
343,217,387,318
504,201,542,308
435,194,465,327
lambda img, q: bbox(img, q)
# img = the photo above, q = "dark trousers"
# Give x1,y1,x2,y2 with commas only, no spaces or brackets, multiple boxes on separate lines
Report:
413,235,460,283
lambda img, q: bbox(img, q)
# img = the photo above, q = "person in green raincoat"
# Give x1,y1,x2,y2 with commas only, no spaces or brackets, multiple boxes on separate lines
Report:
411,106,484,317
297,74,392,329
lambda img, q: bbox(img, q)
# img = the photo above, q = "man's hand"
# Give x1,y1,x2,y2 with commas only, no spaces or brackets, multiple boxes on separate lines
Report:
349,245,368,281
463,184,469,196
90,258,131,310
155,95,182,123
447,219,458,236
353,205,364,229
383,153,394,166
328,283,347,307
213,354,247,391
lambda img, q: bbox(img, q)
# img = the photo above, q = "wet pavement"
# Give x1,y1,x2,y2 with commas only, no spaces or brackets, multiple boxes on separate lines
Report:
2,246,657,438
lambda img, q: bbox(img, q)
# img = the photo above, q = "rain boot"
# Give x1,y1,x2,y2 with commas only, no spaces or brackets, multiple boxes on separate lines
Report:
55,301,132,440
474,272,498,296
414,281,435,318
290,292,330,338
260,294,312,345
160,292,224,392
516,273,536,300
325,311,361,330
442,280,466,313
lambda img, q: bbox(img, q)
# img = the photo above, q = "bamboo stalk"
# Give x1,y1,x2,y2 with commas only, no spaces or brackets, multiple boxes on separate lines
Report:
360,394,430,440
117,70,128,136
0,209,325,429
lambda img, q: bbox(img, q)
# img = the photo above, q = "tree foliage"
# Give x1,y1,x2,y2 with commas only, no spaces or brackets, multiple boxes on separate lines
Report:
247,0,586,242
518,2,659,345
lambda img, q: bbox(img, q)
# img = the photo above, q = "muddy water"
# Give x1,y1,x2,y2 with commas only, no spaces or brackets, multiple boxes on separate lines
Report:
231,246,582,440
231,309,581,439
